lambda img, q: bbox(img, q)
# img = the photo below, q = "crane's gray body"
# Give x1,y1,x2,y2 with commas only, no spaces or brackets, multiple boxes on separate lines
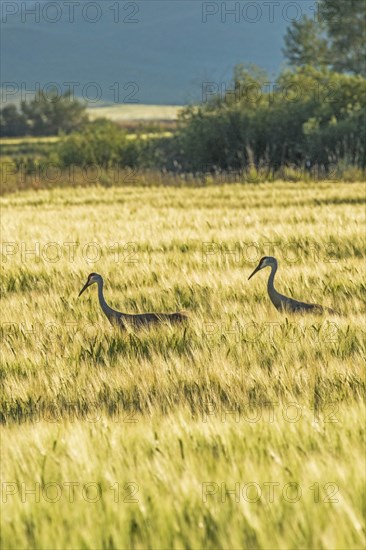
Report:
79,273,188,328
249,257,337,314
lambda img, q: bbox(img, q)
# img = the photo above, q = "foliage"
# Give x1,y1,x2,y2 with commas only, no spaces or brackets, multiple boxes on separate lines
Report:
0,90,88,137
321,0,366,76
1,70,364,178
283,0,366,76
0,105,28,137
283,16,329,70
56,119,140,169
174,66,366,172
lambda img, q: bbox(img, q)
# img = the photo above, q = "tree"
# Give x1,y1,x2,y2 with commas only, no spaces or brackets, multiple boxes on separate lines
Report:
321,0,366,76
21,90,88,136
0,90,88,137
283,16,329,69
0,104,27,137
176,66,366,172
283,0,366,76
56,119,137,168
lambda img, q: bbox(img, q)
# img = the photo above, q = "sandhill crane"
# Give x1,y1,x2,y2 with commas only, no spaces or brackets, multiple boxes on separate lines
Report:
78,273,188,328
248,257,338,314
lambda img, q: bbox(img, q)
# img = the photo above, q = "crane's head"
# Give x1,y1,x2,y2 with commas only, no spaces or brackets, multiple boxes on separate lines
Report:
78,273,102,297
248,256,277,280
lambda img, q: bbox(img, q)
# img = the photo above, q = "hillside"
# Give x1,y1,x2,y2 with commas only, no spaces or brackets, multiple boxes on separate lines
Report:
0,0,307,105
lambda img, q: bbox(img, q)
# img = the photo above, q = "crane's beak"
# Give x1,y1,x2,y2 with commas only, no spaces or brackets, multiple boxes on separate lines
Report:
78,280,90,297
248,263,262,280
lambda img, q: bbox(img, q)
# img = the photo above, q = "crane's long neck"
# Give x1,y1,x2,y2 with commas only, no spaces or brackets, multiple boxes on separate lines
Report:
267,262,277,291
96,279,121,323
267,261,283,309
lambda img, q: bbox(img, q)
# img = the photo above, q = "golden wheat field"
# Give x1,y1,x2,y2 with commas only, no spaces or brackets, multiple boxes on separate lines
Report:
1,181,365,549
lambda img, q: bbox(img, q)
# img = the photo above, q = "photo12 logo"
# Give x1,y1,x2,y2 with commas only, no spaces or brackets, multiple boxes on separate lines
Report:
0,397,140,424
201,241,340,265
1,2,140,24
201,400,339,424
1,162,139,187
1,481,139,504
201,81,340,105
202,481,340,503
1,81,140,105
201,1,323,24
1,241,139,265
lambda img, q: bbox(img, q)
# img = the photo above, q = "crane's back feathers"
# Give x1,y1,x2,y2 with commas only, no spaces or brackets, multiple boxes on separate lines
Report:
248,257,339,315
78,273,189,329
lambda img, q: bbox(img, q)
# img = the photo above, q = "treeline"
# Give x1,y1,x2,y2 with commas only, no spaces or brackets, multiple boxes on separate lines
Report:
170,66,366,172
0,91,87,137
48,66,364,175
4,66,365,174
283,0,365,76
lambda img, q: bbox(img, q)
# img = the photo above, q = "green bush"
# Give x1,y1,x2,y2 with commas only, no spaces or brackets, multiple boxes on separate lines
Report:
173,66,366,174
1,90,88,137
56,119,140,169
38,66,366,180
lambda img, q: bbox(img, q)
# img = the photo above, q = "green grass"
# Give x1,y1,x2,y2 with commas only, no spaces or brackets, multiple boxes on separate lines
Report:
0,137,59,159
1,181,365,549
0,132,172,161
0,132,173,147
0,137,61,146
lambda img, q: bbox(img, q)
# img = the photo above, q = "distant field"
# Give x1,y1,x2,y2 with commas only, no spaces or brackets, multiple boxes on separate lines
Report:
0,136,60,146
0,104,181,154
87,104,183,122
1,181,365,549
0,136,60,161
0,132,172,148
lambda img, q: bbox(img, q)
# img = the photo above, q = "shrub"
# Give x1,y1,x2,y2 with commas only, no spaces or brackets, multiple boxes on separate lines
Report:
57,119,139,169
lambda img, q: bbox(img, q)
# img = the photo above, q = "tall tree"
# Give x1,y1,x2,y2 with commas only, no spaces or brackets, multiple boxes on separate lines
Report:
321,0,366,76
20,90,88,136
283,0,366,76
1,90,88,137
0,105,27,137
283,16,329,69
